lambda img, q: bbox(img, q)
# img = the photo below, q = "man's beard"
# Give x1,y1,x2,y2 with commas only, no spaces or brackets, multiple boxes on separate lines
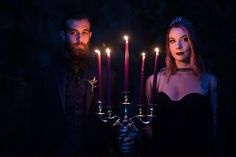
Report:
69,42,89,57
67,42,89,63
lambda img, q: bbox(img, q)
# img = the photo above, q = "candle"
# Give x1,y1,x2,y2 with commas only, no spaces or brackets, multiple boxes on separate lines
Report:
106,48,111,107
123,35,129,91
95,49,102,102
150,47,159,104
139,52,146,104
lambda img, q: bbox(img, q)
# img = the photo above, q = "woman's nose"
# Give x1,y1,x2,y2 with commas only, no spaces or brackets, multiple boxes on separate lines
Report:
176,40,182,49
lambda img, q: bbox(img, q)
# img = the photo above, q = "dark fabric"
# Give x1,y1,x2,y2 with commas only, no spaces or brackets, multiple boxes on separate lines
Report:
144,92,212,157
30,57,120,157
58,63,87,157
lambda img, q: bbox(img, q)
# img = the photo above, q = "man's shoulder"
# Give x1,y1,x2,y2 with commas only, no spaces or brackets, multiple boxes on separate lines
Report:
32,61,65,80
38,60,65,72
33,64,52,76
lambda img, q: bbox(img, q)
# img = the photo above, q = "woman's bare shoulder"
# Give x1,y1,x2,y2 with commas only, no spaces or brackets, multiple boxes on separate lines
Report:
146,68,167,83
204,72,218,89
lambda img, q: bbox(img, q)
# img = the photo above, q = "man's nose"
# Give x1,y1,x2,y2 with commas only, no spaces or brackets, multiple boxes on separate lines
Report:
76,33,82,42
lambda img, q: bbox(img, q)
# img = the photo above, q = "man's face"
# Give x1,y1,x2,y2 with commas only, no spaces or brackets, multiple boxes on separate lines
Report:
63,18,92,58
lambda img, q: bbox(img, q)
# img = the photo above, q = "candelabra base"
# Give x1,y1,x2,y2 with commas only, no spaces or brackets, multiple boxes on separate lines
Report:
96,93,156,157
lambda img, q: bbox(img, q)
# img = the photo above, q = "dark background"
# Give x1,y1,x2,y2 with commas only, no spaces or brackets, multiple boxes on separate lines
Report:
1,0,236,156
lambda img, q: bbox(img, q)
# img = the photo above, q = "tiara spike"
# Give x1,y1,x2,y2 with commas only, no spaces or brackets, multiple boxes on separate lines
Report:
169,16,192,27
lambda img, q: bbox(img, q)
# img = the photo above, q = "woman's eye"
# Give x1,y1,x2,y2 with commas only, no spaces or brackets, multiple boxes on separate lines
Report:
182,37,188,42
169,39,175,43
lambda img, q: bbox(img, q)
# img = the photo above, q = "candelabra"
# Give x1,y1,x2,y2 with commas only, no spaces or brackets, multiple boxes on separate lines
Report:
95,36,159,156
96,91,156,126
95,39,158,127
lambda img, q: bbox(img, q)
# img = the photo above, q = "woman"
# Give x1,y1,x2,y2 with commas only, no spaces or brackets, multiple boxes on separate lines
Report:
145,17,219,157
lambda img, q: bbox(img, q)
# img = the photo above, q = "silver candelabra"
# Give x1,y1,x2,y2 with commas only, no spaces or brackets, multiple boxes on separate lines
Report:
96,91,156,127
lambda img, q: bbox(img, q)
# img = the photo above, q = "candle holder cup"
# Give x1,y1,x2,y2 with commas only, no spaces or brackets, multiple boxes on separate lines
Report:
96,100,120,124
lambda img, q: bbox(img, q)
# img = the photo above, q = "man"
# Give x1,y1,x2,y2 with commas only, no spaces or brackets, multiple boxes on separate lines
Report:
31,13,119,157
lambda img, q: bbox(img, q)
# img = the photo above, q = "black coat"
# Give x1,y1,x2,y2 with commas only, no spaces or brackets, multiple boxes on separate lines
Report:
30,58,120,157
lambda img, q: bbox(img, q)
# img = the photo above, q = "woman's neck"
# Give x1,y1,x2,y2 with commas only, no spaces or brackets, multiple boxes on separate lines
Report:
176,67,192,72
175,60,190,69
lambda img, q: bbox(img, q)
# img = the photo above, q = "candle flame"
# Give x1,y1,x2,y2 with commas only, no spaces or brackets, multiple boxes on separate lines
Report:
106,48,111,56
95,49,101,55
141,52,146,58
154,47,159,55
123,35,129,41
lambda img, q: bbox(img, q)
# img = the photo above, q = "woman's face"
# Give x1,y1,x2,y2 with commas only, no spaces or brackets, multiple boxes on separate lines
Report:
168,27,191,64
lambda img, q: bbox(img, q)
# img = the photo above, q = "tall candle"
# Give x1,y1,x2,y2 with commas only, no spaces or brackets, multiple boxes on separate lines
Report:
123,35,129,91
150,47,159,104
106,48,111,107
95,49,102,101
139,52,146,104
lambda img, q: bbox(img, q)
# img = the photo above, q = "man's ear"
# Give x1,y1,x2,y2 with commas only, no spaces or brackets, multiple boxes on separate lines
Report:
60,30,65,41
89,32,92,38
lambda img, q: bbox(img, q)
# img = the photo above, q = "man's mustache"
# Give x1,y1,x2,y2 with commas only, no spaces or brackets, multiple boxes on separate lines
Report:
73,42,86,47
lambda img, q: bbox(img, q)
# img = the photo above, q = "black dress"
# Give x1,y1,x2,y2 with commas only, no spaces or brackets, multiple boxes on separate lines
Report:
151,92,212,157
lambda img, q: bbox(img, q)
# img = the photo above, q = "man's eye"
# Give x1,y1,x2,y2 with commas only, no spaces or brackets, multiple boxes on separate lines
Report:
70,31,77,35
82,31,89,35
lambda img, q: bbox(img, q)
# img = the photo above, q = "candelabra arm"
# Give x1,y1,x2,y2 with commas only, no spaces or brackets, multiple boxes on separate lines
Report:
96,101,120,124
98,111,121,125
112,116,121,126
130,115,153,125
98,115,109,123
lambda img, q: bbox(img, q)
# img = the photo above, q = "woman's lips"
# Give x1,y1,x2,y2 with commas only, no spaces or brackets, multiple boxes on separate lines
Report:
176,52,184,55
